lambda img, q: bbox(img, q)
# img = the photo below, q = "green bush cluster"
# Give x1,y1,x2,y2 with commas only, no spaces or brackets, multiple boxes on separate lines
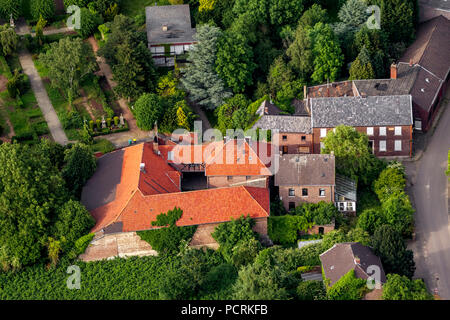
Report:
326,269,367,300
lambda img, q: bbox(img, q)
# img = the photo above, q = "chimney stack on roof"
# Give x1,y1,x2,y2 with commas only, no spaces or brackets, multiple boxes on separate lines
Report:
409,59,413,67
354,257,360,265
390,63,398,79
162,24,168,31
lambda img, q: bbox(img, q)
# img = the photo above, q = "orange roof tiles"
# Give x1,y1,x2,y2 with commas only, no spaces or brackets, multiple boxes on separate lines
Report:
88,142,270,233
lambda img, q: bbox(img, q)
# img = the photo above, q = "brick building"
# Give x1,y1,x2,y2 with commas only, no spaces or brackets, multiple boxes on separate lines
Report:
274,154,336,211
146,4,196,67
253,100,313,154
310,95,414,157
80,142,270,260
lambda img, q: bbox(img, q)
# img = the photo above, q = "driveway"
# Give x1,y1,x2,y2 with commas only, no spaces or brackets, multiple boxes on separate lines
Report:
405,87,450,299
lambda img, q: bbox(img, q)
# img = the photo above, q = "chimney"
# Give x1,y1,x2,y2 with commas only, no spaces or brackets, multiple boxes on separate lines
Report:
409,59,413,67
354,257,360,265
264,105,269,114
390,63,398,79
162,24,168,32
153,136,159,154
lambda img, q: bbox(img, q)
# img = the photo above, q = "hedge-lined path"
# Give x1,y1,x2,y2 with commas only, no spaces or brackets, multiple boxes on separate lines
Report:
88,36,152,147
18,48,69,145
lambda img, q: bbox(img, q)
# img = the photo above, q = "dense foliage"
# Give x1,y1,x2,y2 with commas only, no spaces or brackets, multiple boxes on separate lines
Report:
39,37,97,105
0,141,93,270
382,274,434,300
133,93,164,131
137,208,197,255
0,24,18,56
326,269,367,300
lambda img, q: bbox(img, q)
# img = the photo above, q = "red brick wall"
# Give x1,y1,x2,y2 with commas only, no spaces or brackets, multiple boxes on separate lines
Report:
306,223,335,235
313,125,412,157
279,185,334,211
274,132,313,154
207,175,268,188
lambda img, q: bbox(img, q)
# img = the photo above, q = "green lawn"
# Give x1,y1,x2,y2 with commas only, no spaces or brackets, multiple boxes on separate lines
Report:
121,0,170,17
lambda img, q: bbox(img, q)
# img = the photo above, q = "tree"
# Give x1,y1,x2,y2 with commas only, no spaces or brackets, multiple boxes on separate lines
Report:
349,46,375,80
286,25,313,78
267,0,304,30
338,0,368,28
231,237,261,268
176,102,190,130
267,56,294,99
61,143,97,198
30,0,55,21
217,94,249,134
321,124,385,186
39,37,97,106
211,215,259,262
372,225,416,278
373,0,415,44
309,22,344,84
181,24,231,110
0,0,22,20
298,4,328,28
52,199,95,251
0,24,18,56
134,93,164,131
382,274,434,300
374,164,406,202
381,192,414,237
215,31,256,93
78,7,103,38
356,208,385,235
199,0,215,12
232,262,291,300
0,143,69,269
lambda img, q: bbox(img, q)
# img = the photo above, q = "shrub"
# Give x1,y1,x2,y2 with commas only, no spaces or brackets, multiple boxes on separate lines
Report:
61,110,83,129
268,215,311,245
78,8,103,38
211,215,259,262
113,116,119,126
106,117,111,127
326,269,367,300
382,274,434,300
374,165,406,203
89,120,94,130
68,233,95,259
137,207,197,255
96,119,101,129
297,280,327,300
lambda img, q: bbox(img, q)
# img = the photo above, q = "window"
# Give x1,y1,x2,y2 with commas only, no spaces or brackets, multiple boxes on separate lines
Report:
168,151,174,161
368,141,374,153
320,128,327,138
347,202,354,211
395,140,402,151
282,135,287,141
319,188,326,197
282,146,288,154
288,188,295,197
302,188,308,196
379,127,386,136
379,140,386,152
227,176,232,181
339,202,345,211
289,202,296,210
367,127,374,136
246,176,251,180
301,136,306,141
394,126,402,135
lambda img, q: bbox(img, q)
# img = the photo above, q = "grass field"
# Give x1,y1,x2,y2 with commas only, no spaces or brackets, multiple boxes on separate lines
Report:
121,0,170,17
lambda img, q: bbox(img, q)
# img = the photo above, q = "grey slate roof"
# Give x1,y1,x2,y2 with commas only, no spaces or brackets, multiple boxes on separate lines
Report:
253,115,312,133
320,242,386,286
146,5,196,45
335,174,357,201
310,95,413,128
275,154,335,186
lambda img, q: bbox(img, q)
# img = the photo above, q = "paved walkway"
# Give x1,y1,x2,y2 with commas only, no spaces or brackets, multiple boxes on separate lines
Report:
18,49,68,145
405,86,450,299
88,37,152,147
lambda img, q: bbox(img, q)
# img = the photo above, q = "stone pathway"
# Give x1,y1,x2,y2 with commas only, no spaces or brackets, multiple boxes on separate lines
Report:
18,49,68,145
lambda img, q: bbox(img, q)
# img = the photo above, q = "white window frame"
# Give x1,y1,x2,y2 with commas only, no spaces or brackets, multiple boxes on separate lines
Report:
394,126,402,135
319,188,326,197
379,127,386,136
367,127,374,136
288,188,295,197
168,151,174,161
320,128,327,138
394,140,402,151
379,140,386,152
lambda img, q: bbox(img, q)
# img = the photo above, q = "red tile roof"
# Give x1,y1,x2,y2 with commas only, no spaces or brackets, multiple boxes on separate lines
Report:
88,142,270,233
